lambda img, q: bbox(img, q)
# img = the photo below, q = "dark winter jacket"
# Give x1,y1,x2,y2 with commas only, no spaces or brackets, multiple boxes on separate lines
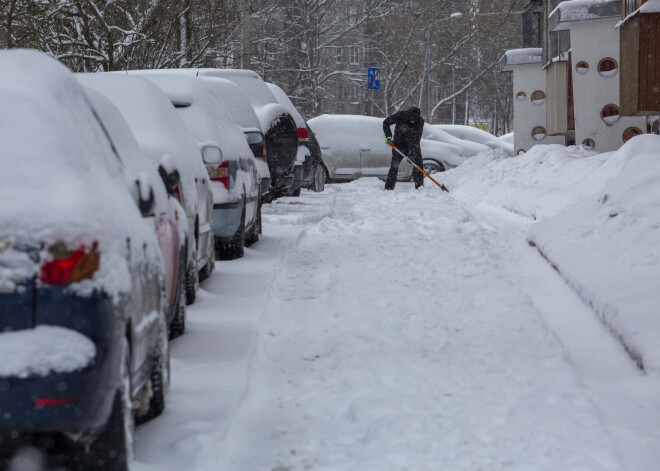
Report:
383,107,425,156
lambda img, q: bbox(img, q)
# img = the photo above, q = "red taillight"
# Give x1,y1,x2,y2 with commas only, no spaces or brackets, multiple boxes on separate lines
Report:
35,397,77,408
208,161,230,189
298,128,309,141
40,242,100,285
173,186,181,203
262,142,268,163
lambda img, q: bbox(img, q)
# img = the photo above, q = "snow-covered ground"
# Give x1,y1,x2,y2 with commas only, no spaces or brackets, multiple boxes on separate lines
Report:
125,139,660,471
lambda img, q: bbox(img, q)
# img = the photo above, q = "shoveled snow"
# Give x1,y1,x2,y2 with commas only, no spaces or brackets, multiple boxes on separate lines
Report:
130,137,660,471
0,326,95,378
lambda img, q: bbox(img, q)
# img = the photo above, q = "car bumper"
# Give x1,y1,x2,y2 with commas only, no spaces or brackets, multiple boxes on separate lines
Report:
212,199,244,239
0,290,121,435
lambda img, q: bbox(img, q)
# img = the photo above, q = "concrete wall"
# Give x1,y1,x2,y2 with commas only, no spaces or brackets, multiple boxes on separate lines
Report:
570,17,647,152
512,63,566,154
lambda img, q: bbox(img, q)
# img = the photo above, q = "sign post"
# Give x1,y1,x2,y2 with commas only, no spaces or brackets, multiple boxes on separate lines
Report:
368,67,380,116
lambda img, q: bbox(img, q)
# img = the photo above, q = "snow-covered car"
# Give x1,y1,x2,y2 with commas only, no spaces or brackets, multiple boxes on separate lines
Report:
308,114,466,181
266,82,326,195
436,124,514,153
195,77,271,201
77,74,215,304
140,74,261,259
84,87,189,339
118,68,299,199
194,69,299,198
423,124,492,157
0,50,168,470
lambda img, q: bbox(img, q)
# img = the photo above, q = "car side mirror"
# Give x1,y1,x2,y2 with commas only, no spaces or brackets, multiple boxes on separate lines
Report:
202,144,223,165
158,163,180,196
134,173,156,217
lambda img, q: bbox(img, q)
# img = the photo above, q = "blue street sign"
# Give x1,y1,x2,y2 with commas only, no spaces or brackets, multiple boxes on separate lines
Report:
368,67,380,90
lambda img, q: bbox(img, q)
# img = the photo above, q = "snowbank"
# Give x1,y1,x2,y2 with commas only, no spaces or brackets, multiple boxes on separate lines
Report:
437,124,513,153
440,136,660,375
0,326,95,378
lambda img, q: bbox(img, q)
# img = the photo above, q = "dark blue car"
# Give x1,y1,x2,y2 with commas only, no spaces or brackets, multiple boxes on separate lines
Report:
0,51,169,471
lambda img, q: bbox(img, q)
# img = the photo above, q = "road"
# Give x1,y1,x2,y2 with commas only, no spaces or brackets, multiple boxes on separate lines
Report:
134,179,660,471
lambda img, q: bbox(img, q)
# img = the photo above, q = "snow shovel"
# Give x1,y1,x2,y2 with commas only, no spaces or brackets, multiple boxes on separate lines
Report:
388,141,450,192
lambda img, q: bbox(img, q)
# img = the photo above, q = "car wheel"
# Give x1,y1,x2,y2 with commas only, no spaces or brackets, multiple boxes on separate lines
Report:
137,326,168,424
291,187,301,197
169,272,186,339
423,160,445,174
68,340,134,471
216,212,245,260
185,260,197,306
199,242,214,281
313,165,326,192
245,202,262,247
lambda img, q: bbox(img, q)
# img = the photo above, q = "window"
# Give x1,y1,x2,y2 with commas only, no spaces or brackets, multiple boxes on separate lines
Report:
598,58,618,78
348,46,359,65
582,138,595,150
531,126,546,141
350,82,359,104
349,6,357,26
601,104,621,126
623,127,643,142
336,47,342,64
516,91,527,101
575,61,589,75
531,90,546,105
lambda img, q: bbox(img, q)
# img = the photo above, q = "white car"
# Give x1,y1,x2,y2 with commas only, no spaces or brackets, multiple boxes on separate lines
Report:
435,124,514,153
198,76,272,202
140,74,262,260
308,114,466,181
78,74,215,304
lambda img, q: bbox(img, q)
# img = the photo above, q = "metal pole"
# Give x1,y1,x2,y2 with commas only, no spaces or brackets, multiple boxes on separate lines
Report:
451,63,456,124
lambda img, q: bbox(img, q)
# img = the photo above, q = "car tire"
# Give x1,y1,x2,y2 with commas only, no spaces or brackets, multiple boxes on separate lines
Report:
217,212,245,260
169,271,186,339
291,187,301,197
185,260,197,306
68,340,134,471
423,160,445,174
199,242,214,281
312,165,325,192
137,328,168,425
245,202,262,247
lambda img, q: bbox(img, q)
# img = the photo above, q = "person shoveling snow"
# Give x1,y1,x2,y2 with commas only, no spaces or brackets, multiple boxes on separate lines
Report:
383,107,425,190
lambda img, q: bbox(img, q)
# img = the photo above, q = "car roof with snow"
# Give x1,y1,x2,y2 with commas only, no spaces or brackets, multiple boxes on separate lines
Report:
76,73,205,210
138,74,253,163
199,77,262,132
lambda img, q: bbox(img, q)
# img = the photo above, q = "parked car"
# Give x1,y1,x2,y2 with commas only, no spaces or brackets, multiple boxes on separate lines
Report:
422,124,492,157
194,69,299,198
83,87,189,339
139,74,261,259
198,77,272,202
77,74,215,304
308,114,466,181
434,124,514,153
266,83,325,194
0,50,168,471
117,68,299,199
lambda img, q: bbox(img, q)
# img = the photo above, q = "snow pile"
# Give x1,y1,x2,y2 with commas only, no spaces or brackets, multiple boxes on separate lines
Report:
640,0,660,13
423,124,491,157
267,82,306,127
0,326,96,378
441,136,660,375
0,50,160,298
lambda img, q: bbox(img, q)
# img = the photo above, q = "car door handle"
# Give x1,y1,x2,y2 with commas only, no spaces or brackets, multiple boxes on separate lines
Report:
360,147,371,151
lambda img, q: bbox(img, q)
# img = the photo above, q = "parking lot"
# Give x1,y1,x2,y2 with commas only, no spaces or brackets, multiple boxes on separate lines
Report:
129,181,660,471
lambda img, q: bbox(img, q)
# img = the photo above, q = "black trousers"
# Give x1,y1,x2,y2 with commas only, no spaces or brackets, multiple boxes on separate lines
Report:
384,150,424,190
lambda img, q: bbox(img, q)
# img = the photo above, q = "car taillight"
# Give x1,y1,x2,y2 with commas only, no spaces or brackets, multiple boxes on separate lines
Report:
298,128,309,142
208,161,230,189
35,397,77,408
40,242,100,285
173,186,181,203
262,142,268,163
